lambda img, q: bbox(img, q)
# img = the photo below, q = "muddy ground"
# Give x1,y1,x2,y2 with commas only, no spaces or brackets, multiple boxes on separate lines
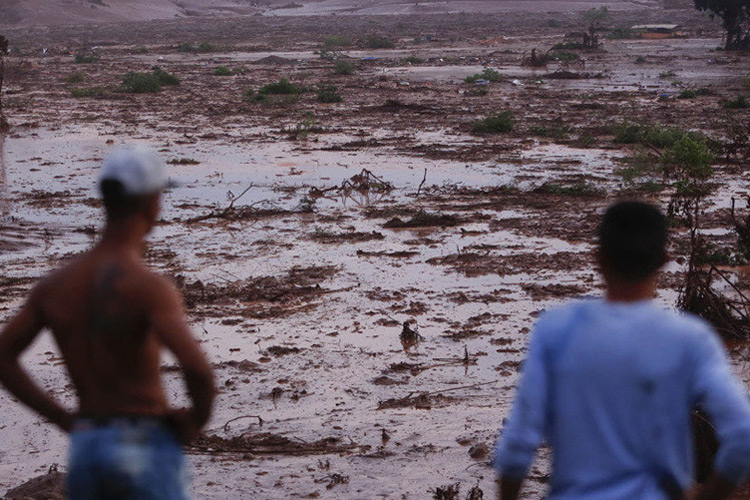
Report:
0,7,749,500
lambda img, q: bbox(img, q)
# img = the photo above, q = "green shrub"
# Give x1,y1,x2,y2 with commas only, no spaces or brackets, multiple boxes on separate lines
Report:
724,95,750,109
405,55,424,64
135,46,149,54
334,60,354,75
362,35,395,49
244,88,266,102
213,65,234,76
75,53,99,64
258,78,304,95
611,122,707,148
529,123,571,139
608,28,636,39
552,41,585,50
317,85,342,103
634,56,647,64
660,135,714,181
659,70,676,78
548,50,580,61
122,72,162,93
65,71,86,84
583,6,610,22
473,111,514,133
177,42,194,52
324,36,351,47
197,42,214,52
152,67,180,86
678,88,710,99
534,181,604,197
464,67,503,83
70,86,107,98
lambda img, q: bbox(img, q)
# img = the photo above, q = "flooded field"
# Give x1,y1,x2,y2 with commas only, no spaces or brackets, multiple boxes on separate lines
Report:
0,7,749,499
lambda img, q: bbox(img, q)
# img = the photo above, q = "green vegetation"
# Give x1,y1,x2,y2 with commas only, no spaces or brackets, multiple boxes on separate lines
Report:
548,50,580,61
693,0,750,49
405,55,424,64
70,86,107,98
135,46,149,54
324,36,351,48
634,56,647,64
258,78,304,95
534,181,605,197
293,113,319,139
583,6,611,22
677,88,711,99
213,65,234,76
65,71,86,84
464,67,503,83
74,53,99,64
552,41,585,50
743,75,750,89
608,28,636,39
612,122,708,148
724,95,750,109
362,35,395,49
122,72,162,93
659,70,677,78
529,123,571,139
334,60,354,75
473,111,514,133
317,84,343,103
152,67,180,86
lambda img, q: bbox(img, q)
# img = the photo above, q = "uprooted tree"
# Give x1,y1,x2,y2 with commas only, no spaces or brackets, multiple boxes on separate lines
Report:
0,36,8,133
694,0,750,49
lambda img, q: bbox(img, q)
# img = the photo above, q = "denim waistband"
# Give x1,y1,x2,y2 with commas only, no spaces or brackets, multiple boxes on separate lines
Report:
73,415,168,431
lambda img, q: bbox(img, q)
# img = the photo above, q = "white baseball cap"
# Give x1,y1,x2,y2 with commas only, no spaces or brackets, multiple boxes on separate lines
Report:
99,146,176,196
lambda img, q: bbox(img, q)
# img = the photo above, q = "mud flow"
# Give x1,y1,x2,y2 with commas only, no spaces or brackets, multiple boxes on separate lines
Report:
0,2,749,498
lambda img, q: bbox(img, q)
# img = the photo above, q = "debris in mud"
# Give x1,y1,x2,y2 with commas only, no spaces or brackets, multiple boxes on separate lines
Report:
466,485,485,500
186,186,293,223
522,283,587,300
431,483,460,500
679,265,750,341
310,228,385,244
545,69,605,79
384,210,460,229
265,345,302,357
0,36,8,133
187,432,360,457
371,375,408,386
378,381,494,410
386,361,425,376
252,55,296,65
4,464,65,500
323,473,350,489
309,169,393,206
177,265,338,313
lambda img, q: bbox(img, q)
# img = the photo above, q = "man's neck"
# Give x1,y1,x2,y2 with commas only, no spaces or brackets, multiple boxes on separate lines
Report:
605,275,658,303
98,219,147,255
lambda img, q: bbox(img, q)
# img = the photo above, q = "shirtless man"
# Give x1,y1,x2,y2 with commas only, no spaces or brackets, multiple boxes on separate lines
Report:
0,146,215,499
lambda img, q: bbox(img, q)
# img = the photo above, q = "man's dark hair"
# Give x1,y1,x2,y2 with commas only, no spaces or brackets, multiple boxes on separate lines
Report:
100,179,144,221
598,201,667,282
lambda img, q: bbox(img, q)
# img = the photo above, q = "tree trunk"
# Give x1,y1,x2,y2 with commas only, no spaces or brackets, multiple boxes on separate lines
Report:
0,36,8,133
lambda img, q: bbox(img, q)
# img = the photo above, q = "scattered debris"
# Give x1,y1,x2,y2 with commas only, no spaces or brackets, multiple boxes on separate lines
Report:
384,210,459,228
4,464,65,500
187,432,360,456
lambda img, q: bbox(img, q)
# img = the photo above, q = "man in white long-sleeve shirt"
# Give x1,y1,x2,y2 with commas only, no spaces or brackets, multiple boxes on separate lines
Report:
494,201,750,500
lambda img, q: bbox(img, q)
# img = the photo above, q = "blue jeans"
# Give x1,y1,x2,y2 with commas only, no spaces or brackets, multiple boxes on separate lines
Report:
67,417,188,500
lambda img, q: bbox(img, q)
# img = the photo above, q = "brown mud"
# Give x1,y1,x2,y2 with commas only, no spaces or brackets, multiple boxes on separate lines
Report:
0,5,749,499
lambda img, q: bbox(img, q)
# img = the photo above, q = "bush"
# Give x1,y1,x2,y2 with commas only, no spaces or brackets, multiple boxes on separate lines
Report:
152,67,180,86
583,6,610,22
529,123,571,139
473,111,514,133
464,67,503,83
65,71,86,84
659,70,677,78
122,72,162,93
324,36,351,47
724,95,750,109
362,35,395,49
75,53,99,64
405,55,424,64
70,86,107,98
678,88,711,99
258,78,304,95
608,28,636,39
317,85,342,103
612,122,707,148
634,56,647,64
660,135,715,181
534,181,604,197
334,60,354,75
177,42,194,52
213,65,234,76
548,50,580,61
197,42,214,52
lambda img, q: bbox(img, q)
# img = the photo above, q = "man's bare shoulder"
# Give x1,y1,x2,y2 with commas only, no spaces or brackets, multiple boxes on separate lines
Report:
134,269,183,309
